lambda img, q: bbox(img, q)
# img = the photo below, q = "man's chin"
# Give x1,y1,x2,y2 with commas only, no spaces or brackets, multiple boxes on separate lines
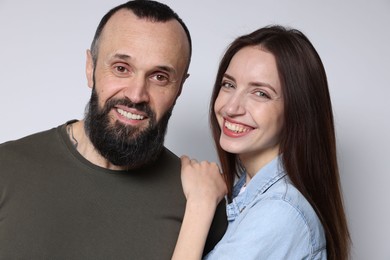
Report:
112,120,150,137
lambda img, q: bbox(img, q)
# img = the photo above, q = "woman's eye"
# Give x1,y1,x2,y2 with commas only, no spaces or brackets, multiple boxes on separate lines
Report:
254,91,270,99
221,81,234,89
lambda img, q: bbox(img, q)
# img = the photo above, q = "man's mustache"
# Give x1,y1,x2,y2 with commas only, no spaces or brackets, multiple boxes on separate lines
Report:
102,97,154,119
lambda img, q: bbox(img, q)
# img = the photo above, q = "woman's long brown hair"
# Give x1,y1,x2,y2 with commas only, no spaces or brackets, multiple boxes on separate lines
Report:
210,25,350,260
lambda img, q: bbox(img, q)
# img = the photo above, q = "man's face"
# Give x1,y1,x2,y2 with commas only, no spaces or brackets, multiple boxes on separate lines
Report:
84,86,173,168
84,10,190,168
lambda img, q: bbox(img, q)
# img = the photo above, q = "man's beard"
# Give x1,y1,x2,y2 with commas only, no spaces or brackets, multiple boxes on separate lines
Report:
84,87,172,169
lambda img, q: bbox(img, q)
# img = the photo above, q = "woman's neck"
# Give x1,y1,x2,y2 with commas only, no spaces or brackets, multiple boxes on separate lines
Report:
240,152,279,181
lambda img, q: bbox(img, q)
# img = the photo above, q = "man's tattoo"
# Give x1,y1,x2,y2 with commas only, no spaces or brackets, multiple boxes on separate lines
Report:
67,124,78,148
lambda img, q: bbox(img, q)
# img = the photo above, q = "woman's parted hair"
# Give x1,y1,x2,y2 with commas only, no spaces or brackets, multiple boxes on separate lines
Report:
209,25,350,260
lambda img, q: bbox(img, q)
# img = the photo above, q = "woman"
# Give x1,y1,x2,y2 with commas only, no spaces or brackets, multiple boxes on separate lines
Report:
172,25,350,260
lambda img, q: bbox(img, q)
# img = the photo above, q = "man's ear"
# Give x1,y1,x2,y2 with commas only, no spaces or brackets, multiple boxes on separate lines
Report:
177,73,190,97
86,50,94,89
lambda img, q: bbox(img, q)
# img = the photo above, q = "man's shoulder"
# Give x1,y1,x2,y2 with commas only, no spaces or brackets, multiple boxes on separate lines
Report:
146,147,181,177
0,125,63,159
160,147,180,161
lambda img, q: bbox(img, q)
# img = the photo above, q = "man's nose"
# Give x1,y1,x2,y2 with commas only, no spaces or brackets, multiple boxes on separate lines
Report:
123,75,150,104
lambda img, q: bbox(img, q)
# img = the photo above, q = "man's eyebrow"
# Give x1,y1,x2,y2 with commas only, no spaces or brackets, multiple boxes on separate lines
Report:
112,53,132,61
111,54,176,74
156,65,176,75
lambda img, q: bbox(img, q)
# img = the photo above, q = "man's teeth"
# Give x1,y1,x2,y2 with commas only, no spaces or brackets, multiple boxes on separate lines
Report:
225,121,249,133
117,108,145,120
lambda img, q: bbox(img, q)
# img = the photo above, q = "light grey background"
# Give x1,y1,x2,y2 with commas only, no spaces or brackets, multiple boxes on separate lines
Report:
1,1,389,259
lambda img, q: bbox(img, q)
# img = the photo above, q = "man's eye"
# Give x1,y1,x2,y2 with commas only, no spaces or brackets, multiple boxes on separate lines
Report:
155,74,168,81
115,66,128,73
151,73,169,85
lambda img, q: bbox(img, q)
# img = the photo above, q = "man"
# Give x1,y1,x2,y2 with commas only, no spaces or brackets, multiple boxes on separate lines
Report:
0,1,226,259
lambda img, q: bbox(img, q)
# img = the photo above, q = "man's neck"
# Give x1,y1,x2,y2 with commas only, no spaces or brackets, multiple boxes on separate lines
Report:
67,120,128,171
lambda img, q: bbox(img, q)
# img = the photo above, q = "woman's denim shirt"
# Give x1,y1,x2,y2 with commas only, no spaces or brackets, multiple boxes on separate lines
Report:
205,156,326,259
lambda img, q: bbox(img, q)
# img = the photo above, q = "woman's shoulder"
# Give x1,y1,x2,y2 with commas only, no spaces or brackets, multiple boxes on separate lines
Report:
216,178,327,259
263,177,318,216
248,177,326,252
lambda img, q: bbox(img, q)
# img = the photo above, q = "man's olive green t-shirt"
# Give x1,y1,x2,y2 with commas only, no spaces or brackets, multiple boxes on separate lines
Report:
0,122,227,259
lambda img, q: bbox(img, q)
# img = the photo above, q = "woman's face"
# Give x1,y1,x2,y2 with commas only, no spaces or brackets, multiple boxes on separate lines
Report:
214,46,284,173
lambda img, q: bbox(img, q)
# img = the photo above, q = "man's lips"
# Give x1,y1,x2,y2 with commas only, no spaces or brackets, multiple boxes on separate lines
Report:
114,104,149,120
117,108,145,120
112,104,150,125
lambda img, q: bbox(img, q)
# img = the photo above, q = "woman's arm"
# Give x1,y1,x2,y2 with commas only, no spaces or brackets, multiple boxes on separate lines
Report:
171,156,227,260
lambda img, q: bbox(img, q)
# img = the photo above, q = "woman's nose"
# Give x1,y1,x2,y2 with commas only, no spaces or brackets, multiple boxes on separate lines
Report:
223,92,245,117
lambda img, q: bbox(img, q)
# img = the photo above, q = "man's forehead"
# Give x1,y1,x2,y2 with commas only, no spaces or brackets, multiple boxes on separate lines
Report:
102,9,184,40
99,9,190,71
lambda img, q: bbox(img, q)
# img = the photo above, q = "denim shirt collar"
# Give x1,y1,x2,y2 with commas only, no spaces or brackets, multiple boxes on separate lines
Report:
226,156,286,221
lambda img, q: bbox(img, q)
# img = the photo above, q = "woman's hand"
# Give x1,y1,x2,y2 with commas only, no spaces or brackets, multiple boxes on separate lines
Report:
172,156,227,260
180,155,227,206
